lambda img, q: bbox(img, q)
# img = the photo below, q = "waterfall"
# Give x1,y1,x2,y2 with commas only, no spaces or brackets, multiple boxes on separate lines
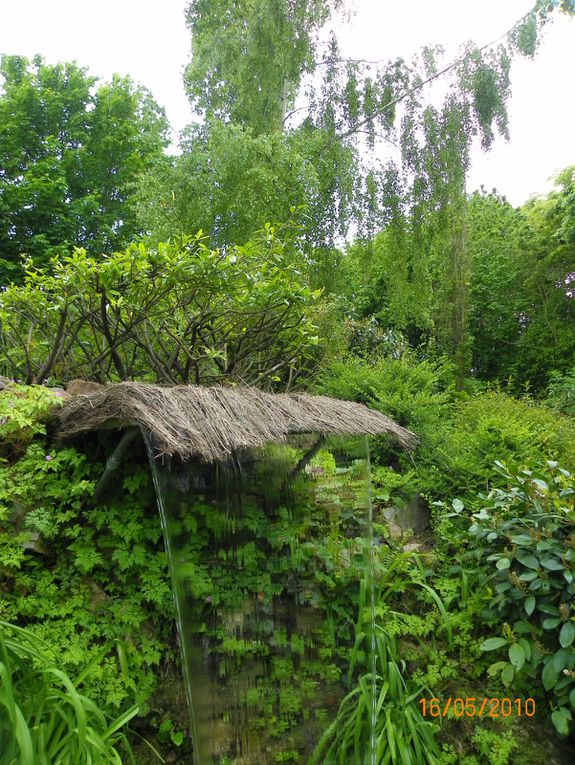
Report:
366,448,378,765
144,432,376,765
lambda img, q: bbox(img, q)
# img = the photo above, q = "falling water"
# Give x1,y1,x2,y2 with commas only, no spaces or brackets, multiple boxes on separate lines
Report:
144,432,376,765
143,430,202,755
366,448,378,765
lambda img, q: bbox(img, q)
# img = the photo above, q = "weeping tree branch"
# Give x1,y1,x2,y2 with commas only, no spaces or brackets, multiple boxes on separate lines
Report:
338,7,538,139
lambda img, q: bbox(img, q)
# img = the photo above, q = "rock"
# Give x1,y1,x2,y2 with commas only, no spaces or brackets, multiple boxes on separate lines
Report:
383,494,430,534
22,532,51,556
66,379,105,396
387,521,403,539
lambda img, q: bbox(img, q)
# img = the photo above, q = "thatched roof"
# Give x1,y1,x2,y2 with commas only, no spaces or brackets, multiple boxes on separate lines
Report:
57,382,417,462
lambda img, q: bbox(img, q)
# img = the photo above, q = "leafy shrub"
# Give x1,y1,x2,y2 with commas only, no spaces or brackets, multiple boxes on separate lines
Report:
463,461,575,735
0,621,138,765
310,623,440,765
315,354,453,485
0,230,320,387
547,367,575,416
316,357,575,513
316,354,452,437
309,546,455,764
310,626,438,765
425,391,575,506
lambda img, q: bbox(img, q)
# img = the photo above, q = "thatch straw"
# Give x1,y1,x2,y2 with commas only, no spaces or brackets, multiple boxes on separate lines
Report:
56,382,417,461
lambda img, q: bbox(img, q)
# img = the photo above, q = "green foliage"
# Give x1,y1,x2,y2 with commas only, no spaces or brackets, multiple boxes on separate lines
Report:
140,0,572,270
185,0,332,134
547,366,575,415
315,353,452,448
150,437,377,761
496,167,575,391
465,461,575,734
470,727,517,765
331,164,575,395
309,548,453,765
0,620,138,765
337,226,433,339
0,384,63,459
466,191,526,381
426,391,575,506
0,387,173,716
157,718,185,748
310,625,440,765
136,123,318,248
315,353,575,575
0,55,169,282
0,230,321,387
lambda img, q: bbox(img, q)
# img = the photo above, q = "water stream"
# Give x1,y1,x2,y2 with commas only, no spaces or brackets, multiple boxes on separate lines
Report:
145,433,376,765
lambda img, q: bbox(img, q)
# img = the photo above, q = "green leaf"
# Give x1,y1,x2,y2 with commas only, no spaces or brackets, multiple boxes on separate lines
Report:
519,638,532,661
487,661,508,677
538,603,560,615
171,731,184,746
517,554,540,569
552,648,571,672
496,557,511,571
511,534,533,545
541,557,565,571
480,637,508,651
501,663,515,686
552,709,570,736
509,643,525,671
524,596,536,616
513,620,532,634
452,498,464,512
543,617,562,630
543,661,560,691
560,622,575,648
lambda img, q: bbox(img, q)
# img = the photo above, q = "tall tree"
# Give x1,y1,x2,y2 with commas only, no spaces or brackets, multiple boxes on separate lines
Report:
184,0,333,134
467,190,526,381
135,0,573,380
512,166,575,389
0,55,170,283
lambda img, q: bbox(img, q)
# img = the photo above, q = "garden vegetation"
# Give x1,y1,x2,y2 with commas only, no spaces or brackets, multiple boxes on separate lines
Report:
2,0,575,762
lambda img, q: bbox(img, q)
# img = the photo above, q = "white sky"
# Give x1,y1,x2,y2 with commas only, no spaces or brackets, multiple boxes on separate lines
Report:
0,0,573,206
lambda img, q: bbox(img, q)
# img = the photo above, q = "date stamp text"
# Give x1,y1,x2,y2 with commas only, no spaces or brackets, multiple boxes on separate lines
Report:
419,697,536,718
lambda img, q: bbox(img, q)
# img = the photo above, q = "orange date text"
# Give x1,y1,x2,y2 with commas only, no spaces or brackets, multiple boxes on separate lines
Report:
419,697,536,718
